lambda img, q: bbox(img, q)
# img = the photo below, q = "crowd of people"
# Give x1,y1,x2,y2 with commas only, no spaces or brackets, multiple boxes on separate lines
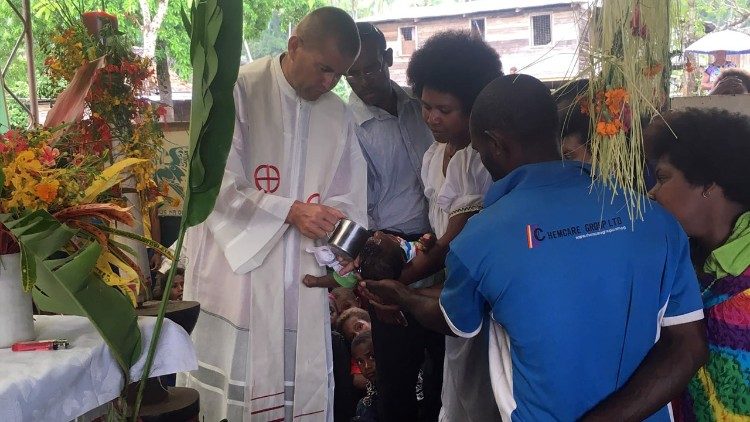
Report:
173,6,750,422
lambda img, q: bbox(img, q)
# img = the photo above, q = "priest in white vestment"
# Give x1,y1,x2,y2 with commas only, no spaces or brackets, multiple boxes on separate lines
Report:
181,8,366,421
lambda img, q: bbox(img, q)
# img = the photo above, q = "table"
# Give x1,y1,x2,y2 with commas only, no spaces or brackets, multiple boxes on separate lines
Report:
0,315,197,422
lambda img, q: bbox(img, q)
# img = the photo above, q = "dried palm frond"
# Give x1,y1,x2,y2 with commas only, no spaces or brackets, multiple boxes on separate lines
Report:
580,0,671,221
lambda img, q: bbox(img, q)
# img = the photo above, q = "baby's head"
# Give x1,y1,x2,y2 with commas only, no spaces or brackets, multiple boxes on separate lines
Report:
337,307,372,343
358,231,408,280
351,331,376,382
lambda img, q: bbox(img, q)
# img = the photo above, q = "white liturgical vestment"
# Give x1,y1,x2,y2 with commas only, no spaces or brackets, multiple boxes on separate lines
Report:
182,54,367,422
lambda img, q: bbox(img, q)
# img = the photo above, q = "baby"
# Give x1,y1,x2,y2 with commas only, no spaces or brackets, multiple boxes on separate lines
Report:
357,231,433,280
303,231,435,289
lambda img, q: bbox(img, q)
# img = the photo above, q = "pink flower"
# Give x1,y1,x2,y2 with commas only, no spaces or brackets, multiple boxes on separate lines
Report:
39,144,60,167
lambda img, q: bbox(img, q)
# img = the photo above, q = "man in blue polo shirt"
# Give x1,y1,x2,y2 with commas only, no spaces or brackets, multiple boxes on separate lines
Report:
363,75,708,421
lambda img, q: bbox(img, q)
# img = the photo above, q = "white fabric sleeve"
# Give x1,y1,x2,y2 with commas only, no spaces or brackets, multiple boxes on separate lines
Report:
323,117,369,229
205,91,294,275
437,147,493,216
421,142,440,200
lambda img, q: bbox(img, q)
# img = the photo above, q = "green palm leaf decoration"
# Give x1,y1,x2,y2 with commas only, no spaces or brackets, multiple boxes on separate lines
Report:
184,0,243,228
131,0,242,419
0,210,141,372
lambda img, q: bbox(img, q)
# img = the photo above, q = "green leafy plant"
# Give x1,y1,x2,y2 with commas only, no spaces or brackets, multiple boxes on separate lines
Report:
0,210,142,371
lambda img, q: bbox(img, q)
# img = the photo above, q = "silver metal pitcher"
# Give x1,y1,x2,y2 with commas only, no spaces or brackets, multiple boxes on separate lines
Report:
327,218,371,260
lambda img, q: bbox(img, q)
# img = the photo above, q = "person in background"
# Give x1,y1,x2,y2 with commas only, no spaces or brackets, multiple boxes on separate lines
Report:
330,292,341,326
181,7,367,421
338,307,373,393
339,307,373,343
710,75,748,95
351,331,379,422
646,108,750,421
709,68,750,95
329,292,362,421
346,22,444,421
553,79,591,163
702,50,735,91
154,240,187,300
364,74,708,421
332,286,361,315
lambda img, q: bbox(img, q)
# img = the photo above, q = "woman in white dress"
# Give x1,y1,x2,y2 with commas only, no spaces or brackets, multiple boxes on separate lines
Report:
397,31,503,422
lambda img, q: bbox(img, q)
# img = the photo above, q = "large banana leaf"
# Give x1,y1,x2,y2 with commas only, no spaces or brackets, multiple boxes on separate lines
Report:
0,211,141,372
183,0,243,228
131,1,242,418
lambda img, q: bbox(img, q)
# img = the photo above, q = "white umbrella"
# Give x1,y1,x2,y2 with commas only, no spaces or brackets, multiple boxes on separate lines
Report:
685,29,750,54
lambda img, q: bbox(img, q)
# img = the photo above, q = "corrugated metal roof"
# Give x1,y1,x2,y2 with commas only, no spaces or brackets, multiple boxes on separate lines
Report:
360,0,589,23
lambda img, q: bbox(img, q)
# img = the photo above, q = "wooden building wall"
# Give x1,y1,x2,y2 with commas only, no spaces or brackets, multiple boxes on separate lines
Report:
369,3,588,87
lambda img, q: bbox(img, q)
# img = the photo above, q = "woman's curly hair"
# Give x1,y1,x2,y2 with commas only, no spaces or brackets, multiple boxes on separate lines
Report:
645,107,750,208
407,30,502,114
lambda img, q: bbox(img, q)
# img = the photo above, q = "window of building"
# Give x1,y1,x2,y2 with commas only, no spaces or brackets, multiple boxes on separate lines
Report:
471,18,486,39
531,14,552,46
400,26,416,55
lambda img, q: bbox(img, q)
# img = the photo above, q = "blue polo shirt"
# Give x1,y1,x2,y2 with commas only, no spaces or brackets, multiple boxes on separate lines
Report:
440,161,703,421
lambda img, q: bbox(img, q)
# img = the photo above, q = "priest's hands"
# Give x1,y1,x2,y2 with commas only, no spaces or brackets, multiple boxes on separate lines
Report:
286,201,345,240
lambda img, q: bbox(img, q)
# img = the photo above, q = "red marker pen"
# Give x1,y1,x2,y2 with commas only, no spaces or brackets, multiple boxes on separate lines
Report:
11,339,69,352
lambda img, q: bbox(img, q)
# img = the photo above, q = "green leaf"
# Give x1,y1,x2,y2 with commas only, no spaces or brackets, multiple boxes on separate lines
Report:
184,0,242,228
190,43,207,105
205,46,219,88
206,4,223,48
133,0,242,418
190,0,208,63
209,0,243,92
180,4,193,39
184,96,235,225
19,244,35,292
0,211,141,372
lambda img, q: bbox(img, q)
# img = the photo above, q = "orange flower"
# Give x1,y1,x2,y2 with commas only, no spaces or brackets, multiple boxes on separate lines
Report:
596,120,623,137
605,88,629,117
34,180,60,204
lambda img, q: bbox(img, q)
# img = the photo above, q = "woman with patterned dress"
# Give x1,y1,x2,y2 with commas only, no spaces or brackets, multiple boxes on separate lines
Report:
646,108,750,420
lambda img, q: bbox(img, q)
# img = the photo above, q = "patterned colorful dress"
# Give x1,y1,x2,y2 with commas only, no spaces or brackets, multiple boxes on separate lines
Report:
672,267,750,420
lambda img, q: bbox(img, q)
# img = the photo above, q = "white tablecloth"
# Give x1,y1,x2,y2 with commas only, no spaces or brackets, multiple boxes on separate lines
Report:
0,315,197,422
